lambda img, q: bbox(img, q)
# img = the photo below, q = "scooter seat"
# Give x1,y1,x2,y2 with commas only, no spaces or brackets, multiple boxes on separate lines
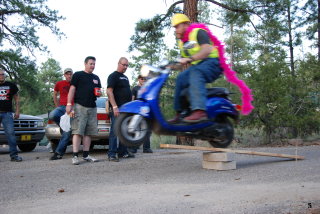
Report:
207,87,230,97
180,87,230,98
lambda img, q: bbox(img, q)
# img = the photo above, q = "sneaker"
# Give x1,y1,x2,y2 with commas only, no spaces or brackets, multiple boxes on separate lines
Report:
50,153,62,160
83,155,98,162
72,156,80,165
119,153,135,158
11,155,22,162
108,156,119,162
143,148,153,153
183,110,208,123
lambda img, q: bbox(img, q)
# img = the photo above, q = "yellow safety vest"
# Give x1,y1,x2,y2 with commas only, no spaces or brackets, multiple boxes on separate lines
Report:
178,28,219,65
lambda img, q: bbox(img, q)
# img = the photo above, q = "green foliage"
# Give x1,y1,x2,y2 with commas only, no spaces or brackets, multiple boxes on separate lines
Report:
20,58,62,115
128,0,320,144
0,0,64,115
0,0,64,52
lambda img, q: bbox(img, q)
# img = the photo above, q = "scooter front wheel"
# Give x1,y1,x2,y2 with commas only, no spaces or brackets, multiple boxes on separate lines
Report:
115,113,151,148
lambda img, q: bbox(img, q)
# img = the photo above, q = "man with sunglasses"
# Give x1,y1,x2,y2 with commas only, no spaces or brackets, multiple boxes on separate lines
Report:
0,69,22,162
130,75,153,153
107,57,135,162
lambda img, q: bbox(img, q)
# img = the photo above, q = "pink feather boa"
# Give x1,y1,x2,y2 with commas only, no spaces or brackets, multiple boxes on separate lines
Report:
182,23,254,115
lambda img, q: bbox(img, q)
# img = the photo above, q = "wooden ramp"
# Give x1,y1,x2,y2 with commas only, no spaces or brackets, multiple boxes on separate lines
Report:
160,144,304,160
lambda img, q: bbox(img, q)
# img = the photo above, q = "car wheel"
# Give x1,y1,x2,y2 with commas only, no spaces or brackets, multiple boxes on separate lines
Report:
18,143,37,152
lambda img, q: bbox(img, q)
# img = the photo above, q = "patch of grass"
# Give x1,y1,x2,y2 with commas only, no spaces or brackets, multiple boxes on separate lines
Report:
151,134,176,149
234,128,266,147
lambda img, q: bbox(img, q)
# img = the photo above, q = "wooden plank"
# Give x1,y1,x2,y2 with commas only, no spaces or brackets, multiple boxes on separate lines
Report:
160,144,305,160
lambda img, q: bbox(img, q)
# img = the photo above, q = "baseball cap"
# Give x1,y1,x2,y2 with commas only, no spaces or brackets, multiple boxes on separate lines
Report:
64,68,73,74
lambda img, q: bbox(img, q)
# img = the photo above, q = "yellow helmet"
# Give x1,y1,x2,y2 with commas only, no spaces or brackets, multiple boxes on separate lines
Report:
171,13,190,27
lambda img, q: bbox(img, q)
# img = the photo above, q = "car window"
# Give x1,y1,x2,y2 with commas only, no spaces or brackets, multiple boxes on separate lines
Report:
96,97,107,108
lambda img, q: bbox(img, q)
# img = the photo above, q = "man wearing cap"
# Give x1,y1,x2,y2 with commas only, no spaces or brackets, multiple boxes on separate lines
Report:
48,68,73,160
169,13,253,123
169,13,223,123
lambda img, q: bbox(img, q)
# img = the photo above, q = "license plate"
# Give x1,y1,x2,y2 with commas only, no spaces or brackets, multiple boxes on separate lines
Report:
98,128,109,133
21,135,31,141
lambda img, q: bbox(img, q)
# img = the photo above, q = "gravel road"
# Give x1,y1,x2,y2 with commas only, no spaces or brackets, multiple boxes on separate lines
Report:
0,145,319,214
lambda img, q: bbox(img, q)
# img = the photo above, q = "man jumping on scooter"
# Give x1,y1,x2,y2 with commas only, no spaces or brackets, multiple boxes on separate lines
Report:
169,13,223,123
169,13,254,124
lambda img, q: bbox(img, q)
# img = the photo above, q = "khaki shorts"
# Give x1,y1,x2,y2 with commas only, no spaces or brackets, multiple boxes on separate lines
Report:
71,104,98,136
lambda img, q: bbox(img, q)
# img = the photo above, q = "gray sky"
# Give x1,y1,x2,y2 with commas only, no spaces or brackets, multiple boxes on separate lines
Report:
36,0,172,87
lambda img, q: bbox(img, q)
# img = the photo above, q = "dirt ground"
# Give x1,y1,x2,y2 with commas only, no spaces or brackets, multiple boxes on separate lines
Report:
0,145,319,214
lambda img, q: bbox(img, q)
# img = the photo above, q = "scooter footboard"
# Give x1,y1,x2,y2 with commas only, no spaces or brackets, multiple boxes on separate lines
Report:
119,100,152,118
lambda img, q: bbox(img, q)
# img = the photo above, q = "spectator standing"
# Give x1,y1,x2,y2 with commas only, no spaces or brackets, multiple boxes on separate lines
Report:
66,56,101,165
131,75,153,153
107,57,135,162
0,69,22,162
49,68,73,160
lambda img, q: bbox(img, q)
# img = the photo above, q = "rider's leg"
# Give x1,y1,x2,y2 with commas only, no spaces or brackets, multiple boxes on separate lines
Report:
169,68,192,123
183,58,222,123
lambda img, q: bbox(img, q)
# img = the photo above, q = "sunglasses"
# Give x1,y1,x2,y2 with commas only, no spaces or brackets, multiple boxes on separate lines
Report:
139,77,146,80
120,63,129,67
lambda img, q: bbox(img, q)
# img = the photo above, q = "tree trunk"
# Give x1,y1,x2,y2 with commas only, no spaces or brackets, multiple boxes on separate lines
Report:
175,0,198,146
287,4,295,78
183,0,198,22
287,3,298,138
318,0,320,61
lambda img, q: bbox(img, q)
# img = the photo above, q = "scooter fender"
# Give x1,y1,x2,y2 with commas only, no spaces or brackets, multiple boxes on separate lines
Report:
206,97,239,119
119,100,152,119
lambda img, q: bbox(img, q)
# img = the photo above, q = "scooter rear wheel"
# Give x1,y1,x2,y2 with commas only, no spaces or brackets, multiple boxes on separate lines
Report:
208,119,234,148
115,113,151,148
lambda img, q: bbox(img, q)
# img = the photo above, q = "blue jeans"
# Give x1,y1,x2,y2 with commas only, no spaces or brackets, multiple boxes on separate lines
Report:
108,112,128,157
48,105,66,125
48,106,71,155
174,58,222,111
0,112,18,157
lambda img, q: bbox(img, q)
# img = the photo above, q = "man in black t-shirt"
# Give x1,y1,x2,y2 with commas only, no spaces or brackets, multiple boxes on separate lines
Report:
0,69,22,162
107,57,134,162
66,56,101,165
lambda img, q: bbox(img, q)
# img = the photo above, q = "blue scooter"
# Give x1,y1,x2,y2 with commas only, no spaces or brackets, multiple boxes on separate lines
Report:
115,60,241,149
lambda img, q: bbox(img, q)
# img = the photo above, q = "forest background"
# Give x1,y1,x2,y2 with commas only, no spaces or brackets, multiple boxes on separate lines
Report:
1,0,319,145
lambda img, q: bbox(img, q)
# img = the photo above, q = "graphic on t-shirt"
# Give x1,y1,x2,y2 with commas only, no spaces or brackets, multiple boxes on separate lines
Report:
0,86,10,100
93,79,99,84
62,85,70,93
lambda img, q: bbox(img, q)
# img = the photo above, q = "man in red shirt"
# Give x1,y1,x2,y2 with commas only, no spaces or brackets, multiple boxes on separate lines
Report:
49,68,73,160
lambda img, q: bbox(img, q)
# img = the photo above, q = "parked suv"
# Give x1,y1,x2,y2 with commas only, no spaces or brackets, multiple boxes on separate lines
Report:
0,114,45,152
45,97,110,150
